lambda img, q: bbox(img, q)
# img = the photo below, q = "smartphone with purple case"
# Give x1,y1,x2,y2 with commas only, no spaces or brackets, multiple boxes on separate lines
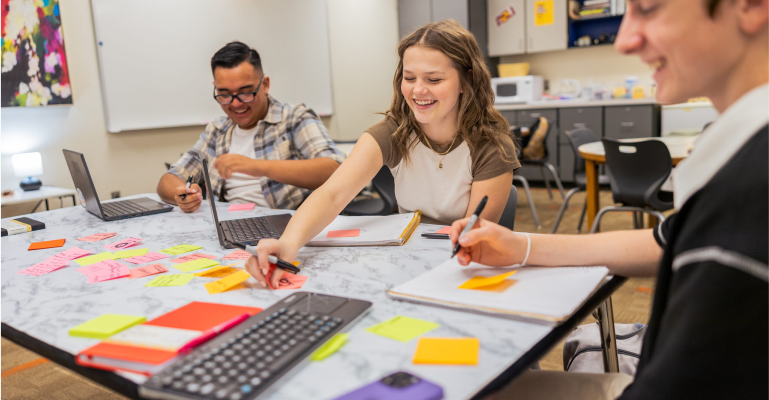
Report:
333,371,443,400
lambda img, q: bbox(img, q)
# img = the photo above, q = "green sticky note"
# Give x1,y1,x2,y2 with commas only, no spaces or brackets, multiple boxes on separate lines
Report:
174,259,219,273
158,244,203,256
74,252,115,267
69,314,146,339
310,333,349,361
113,248,150,259
365,316,439,342
145,274,195,287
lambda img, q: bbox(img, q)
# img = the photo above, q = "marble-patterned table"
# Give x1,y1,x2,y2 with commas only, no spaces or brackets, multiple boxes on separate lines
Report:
2,194,585,400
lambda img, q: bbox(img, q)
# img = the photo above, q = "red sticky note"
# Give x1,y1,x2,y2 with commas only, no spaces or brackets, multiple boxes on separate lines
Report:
129,264,169,279
170,253,217,263
228,203,255,211
28,239,66,250
266,265,308,290
327,229,360,238
435,227,452,234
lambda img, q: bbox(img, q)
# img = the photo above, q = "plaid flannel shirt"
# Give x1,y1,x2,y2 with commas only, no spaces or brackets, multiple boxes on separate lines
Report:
167,95,345,209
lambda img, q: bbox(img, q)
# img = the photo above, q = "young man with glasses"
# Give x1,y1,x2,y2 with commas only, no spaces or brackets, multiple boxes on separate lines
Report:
158,41,344,212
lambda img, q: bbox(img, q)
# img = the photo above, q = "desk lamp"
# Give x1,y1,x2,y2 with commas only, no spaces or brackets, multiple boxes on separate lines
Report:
12,152,44,191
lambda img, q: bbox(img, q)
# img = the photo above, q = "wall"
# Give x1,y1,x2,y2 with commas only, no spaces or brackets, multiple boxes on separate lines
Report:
1,0,398,216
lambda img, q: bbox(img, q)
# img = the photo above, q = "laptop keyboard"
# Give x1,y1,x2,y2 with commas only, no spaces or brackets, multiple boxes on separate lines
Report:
224,217,279,242
103,200,150,217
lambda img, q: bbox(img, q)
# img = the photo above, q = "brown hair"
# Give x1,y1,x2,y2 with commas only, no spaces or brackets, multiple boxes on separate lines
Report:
385,20,515,165
705,0,724,16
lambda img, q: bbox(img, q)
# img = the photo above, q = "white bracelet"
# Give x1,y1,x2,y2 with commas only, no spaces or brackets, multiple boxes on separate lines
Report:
521,233,531,266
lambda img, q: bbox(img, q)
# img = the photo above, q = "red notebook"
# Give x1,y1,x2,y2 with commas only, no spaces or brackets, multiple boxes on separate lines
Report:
76,302,261,375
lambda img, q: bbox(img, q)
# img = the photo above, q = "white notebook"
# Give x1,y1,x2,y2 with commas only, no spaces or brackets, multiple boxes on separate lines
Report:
387,259,609,324
306,212,421,247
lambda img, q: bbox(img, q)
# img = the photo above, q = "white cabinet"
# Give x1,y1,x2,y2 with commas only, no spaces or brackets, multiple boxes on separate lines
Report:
398,0,468,39
487,0,567,56
487,0,526,56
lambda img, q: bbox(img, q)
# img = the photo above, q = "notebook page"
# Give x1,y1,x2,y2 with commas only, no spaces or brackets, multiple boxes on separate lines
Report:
307,213,416,245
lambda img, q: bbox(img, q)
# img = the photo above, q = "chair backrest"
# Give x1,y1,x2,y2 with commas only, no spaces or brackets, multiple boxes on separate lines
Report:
371,165,398,215
521,117,552,162
564,127,600,175
602,138,673,211
498,185,518,231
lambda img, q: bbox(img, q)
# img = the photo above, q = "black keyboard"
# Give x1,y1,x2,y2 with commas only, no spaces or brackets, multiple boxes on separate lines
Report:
223,217,278,243
140,292,372,400
102,200,149,217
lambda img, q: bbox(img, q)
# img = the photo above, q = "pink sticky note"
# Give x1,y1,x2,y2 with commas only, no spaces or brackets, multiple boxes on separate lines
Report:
129,264,169,279
223,250,251,260
17,260,70,276
170,253,218,263
435,227,452,234
47,247,93,263
266,266,308,290
228,203,256,211
122,252,169,265
104,237,143,251
77,232,117,242
327,229,360,238
78,260,130,283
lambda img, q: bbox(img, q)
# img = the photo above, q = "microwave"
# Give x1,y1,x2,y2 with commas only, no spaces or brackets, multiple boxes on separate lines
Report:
492,76,543,104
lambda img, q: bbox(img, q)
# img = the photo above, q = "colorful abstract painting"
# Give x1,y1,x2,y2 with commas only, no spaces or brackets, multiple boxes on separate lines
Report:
1,0,72,107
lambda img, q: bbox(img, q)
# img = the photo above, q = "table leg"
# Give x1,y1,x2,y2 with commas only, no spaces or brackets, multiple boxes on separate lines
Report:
585,159,600,232
30,200,45,213
45,198,49,211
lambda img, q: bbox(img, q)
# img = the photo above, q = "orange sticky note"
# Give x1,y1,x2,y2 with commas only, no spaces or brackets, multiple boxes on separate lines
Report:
205,270,251,294
327,229,360,238
458,271,517,291
413,337,479,365
28,239,66,250
435,227,452,234
194,263,243,278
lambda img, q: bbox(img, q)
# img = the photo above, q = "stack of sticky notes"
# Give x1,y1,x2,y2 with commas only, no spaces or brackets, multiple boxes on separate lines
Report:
69,314,146,339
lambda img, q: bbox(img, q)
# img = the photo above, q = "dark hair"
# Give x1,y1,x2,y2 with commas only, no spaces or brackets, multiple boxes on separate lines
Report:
705,0,722,16
210,41,262,75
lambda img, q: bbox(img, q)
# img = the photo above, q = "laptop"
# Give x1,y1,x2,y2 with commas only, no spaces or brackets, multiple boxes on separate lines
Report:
63,150,173,221
200,158,292,249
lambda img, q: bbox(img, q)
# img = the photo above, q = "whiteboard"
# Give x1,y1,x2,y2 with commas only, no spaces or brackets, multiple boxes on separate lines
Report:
91,0,334,133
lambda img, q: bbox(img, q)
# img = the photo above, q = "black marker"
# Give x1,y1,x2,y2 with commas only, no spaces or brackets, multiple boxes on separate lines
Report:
180,175,194,201
451,195,488,259
228,242,299,274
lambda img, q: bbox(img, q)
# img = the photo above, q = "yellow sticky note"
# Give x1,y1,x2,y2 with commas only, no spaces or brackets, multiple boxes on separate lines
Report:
205,270,251,295
74,252,115,267
458,271,517,291
194,263,243,277
311,333,349,361
366,316,439,342
69,314,146,339
534,0,554,26
113,248,150,259
413,337,479,365
145,274,194,287
174,258,219,273
158,244,203,256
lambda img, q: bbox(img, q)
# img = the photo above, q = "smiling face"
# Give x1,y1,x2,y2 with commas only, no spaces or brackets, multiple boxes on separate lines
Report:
213,61,270,129
401,45,463,142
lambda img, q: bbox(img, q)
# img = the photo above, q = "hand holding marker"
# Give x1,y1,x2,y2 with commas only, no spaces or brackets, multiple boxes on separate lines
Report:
180,175,193,201
451,195,488,259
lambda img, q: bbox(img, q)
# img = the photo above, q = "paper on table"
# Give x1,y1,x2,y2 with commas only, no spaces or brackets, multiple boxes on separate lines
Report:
458,271,518,291
78,260,130,283
308,213,419,246
129,264,169,279
170,253,217,263
103,237,143,251
69,314,146,339
105,325,203,351
310,333,349,361
74,252,115,267
228,203,255,211
145,274,194,287
266,264,307,290
17,260,70,276
77,232,117,242
222,250,251,260
194,263,243,278
412,337,479,365
174,259,219,273
28,239,66,250
365,316,439,342
205,270,251,294
435,226,452,234
46,247,92,263
122,252,169,265
113,248,150,259
327,229,360,238
158,244,203,256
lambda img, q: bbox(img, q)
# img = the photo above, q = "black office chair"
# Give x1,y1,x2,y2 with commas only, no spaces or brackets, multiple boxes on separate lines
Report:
589,138,674,233
520,118,565,200
498,186,518,231
342,166,397,216
552,128,611,233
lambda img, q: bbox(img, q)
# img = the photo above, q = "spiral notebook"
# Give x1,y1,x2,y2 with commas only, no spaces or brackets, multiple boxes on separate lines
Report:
306,212,421,247
387,259,609,324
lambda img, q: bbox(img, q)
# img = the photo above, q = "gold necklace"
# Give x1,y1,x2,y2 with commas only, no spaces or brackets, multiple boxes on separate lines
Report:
423,132,458,169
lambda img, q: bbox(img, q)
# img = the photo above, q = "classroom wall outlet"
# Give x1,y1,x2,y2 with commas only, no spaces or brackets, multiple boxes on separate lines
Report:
111,191,120,199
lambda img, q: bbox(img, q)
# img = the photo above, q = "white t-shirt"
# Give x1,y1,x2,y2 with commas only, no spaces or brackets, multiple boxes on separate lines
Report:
223,125,269,207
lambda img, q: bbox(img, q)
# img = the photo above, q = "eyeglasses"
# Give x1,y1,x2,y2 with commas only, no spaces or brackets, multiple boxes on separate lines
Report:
213,76,264,105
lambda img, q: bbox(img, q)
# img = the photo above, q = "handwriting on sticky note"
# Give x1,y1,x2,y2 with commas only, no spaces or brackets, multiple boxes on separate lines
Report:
194,263,243,278
129,264,169,279
228,203,255,211
158,244,203,256
435,226,452,234
222,250,251,260
266,265,307,290
365,316,439,342
77,232,117,242
78,260,130,284
458,271,518,291
104,237,142,251
123,252,169,265
47,247,92,263
170,253,217,263
205,270,251,294
327,229,360,238
17,260,70,276
145,274,194,287
113,248,150,259
310,333,349,361
28,239,66,250
174,258,219,273
74,252,115,267
413,337,479,365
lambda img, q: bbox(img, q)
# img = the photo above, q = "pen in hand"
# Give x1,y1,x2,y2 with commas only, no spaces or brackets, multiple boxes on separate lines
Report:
451,195,488,259
228,242,300,274
180,175,193,201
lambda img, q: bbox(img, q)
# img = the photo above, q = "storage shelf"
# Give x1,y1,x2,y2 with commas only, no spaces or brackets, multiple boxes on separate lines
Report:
570,13,624,22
